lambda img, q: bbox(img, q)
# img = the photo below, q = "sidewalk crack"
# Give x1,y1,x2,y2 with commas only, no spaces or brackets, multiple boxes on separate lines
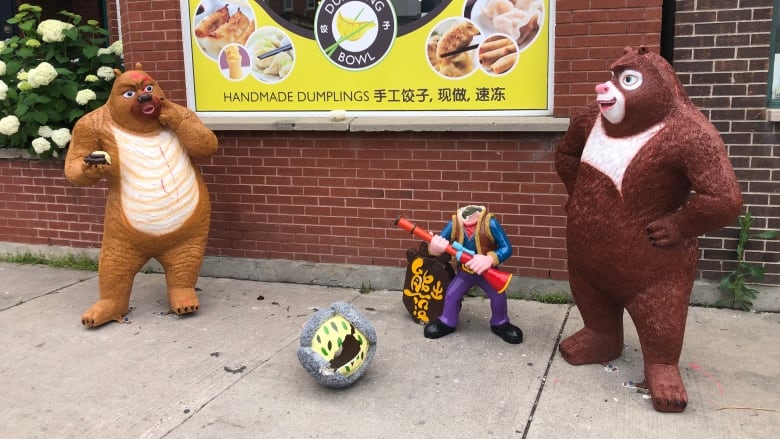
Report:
0,275,97,311
520,304,573,438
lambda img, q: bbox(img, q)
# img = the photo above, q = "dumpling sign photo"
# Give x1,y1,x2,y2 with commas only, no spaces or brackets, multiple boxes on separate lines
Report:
181,0,552,116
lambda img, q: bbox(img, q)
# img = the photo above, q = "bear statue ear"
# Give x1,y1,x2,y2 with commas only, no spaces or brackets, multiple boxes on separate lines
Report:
623,46,633,54
113,68,122,78
419,241,430,257
638,45,649,55
134,62,143,71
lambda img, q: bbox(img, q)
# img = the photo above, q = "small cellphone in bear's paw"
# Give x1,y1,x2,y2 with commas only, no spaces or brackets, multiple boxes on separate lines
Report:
84,151,112,165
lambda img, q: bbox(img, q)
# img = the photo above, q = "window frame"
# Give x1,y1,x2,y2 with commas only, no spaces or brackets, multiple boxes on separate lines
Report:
767,1,780,109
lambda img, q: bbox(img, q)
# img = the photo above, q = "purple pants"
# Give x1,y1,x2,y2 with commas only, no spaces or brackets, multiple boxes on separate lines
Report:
438,270,510,327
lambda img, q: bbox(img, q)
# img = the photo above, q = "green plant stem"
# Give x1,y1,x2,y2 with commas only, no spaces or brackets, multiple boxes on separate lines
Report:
325,22,373,56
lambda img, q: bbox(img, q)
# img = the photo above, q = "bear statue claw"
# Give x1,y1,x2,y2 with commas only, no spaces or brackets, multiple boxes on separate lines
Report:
168,287,200,316
645,363,689,413
559,327,623,365
81,299,129,328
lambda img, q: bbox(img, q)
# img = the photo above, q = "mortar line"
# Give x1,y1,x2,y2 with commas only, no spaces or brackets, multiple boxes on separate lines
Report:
521,304,573,438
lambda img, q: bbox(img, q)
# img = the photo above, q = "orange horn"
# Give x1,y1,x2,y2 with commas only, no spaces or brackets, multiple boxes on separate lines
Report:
394,214,512,293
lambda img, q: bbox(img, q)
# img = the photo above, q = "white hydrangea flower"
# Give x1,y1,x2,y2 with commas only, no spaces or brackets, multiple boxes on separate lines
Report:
25,38,41,48
51,128,72,147
96,66,115,81
75,89,97,105
0,41,5,51
0,60,6,76
17,81,31,91
97,48,111,56
17,71,28,81
109,40,123,56
38,125,53,137
52,150,59,158
0,80,7,101
85,74,99,83
0,115,20,136
37,19,74,43
28,62,58,88
32,137,52,154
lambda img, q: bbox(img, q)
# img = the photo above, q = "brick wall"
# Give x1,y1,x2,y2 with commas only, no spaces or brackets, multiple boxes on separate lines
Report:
0,131,570,281
116,0,189,101
674,0,780,284
554,0,663,116
2,0,777,287
205,131,568,280
106,0,120,43
0,160,109,245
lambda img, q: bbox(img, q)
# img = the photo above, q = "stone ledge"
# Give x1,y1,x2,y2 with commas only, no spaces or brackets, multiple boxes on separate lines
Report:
1,241,777,312
200,115,570,133
0,148,36,160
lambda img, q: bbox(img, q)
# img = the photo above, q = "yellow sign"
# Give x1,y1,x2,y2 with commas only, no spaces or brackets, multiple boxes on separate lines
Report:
182,0,551,115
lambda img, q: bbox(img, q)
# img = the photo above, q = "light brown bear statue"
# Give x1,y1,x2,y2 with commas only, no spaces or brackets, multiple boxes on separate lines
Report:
65,63,218,327
555,46,742,412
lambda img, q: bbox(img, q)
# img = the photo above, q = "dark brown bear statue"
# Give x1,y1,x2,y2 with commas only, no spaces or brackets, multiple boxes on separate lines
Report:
555,46,742,413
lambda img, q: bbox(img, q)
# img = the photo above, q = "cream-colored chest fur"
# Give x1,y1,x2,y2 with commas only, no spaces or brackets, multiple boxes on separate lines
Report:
113,126,199,235
581,117,666,194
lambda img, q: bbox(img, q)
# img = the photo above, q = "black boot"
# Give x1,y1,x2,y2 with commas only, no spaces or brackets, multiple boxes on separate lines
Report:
491,322,523,344
424,320,456,339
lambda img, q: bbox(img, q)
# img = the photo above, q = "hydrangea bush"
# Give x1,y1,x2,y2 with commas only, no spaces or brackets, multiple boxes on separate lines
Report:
0,3,123,158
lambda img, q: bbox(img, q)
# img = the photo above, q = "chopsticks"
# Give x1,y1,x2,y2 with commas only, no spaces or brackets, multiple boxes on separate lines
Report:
257,44,293,60
440,44,478,58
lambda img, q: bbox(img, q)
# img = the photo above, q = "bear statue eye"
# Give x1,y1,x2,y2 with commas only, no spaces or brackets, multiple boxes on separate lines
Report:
619,69,643,91
143,85,154,93
122,90,136,99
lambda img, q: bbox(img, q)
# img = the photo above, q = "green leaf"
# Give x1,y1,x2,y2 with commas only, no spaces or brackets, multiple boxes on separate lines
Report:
38,93,54,104
62,27,78,39
5,59,23,75
30,111,48,125
718,274,735,290
97,53,120,64
15,102,30,116
82,45,98,58
20,4,42,13
45,108,62,121
16,46,34,58
743,264,765,279
62,82,78,100
54,53,71,64
743,288,759,299
5,87,18,102
18,21,34,32
68,108,85,121
754,230,778,239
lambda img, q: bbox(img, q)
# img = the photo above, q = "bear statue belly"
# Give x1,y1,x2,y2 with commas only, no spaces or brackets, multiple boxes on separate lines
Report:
565,156,698,294
566,123,699,293
114,126,200,236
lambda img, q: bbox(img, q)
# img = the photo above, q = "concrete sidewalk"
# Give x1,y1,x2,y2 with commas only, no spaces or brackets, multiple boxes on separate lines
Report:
0,261,777,438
